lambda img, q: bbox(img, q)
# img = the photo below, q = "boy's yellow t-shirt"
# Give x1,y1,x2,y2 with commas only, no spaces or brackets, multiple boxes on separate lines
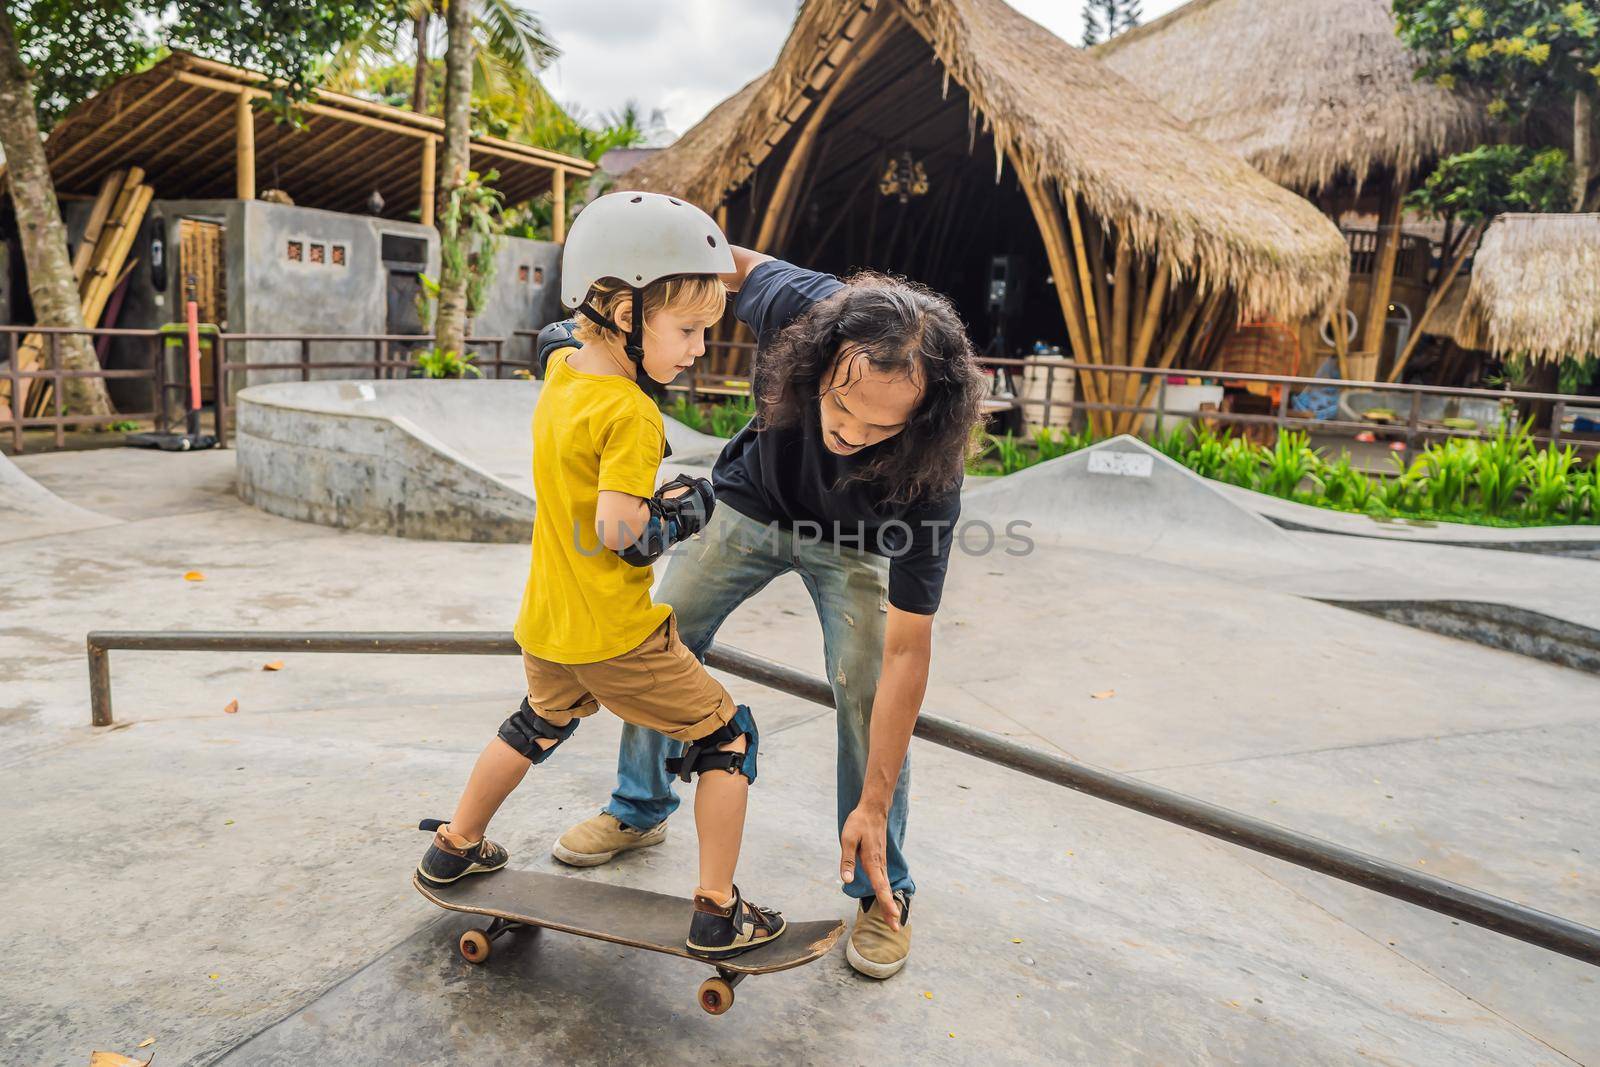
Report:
513,348,672,664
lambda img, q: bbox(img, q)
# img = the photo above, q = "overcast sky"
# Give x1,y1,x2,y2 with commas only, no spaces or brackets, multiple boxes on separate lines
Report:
533,0,1189,140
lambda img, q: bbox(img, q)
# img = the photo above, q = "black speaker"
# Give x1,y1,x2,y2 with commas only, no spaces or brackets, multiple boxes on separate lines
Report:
987,254,1025,316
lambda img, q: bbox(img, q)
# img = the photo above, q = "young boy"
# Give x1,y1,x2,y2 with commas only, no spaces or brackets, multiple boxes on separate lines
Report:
417,192,785,959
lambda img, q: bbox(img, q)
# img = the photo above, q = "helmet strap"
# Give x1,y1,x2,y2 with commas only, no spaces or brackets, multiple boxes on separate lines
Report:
624,289,646,366
576,290,647,368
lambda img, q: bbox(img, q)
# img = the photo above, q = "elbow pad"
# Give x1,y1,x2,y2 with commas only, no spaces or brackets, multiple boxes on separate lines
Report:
613,475,716,567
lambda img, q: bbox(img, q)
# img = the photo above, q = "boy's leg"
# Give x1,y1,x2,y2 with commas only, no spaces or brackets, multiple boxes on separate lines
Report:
794,543,915,900
602,506,791,832
421,657,594,884
577,613,783,957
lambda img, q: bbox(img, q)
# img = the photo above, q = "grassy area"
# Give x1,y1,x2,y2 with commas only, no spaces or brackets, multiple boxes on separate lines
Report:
968,424,1600,528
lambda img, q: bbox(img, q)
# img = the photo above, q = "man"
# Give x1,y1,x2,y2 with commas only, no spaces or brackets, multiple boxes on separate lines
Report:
552,244,985,978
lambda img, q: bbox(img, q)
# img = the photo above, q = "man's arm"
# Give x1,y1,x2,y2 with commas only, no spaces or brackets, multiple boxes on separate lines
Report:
838,605,934,930
720,244,773,293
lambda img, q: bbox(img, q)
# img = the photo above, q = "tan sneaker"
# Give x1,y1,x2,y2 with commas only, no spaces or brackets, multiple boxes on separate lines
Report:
551,810,667,867
846,891,912,979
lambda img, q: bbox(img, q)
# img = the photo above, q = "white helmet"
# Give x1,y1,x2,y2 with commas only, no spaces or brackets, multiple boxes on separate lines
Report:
560,190,734,310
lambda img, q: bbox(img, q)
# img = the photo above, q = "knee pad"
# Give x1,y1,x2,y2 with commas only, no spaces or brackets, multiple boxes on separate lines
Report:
497,698,580,764
664,705,758,785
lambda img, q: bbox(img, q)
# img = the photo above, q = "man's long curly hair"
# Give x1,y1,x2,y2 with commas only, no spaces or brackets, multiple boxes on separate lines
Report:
753,272,985,506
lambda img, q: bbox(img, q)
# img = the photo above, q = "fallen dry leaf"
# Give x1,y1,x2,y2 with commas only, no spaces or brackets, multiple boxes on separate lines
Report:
261,661,283,671
223,700,239,715
88,1053,152,1067
1091,689,1115,700
137,1038,155,1049
183,571,205,582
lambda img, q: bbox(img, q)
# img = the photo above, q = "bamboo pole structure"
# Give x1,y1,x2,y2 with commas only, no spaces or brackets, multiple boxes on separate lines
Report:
55,86,200,189
1016,171,1100,426
420,135,437,228
551,168,566,244
1132,285,1210,418
754,12,897,253
70,171,125,287
1117,262,1172,434
235,91,256,200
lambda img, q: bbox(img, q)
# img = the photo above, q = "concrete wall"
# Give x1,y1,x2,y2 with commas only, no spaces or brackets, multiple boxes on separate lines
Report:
45,197,562,412
472,235,561,373
231,201,440,388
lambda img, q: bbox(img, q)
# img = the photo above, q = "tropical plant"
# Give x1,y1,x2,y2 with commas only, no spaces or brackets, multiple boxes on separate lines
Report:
665,396,706,434
1183,423,1229,480
990,433,1031,476
709,396,755,439
1218,436,1263,491
1033,426,1070,463
412,346,481,378
1411,439,1478,514
1260,430,1323,499
1472,423,1532,514
1524,442,1579,520
1570,461,1600,522
1152,425,1188,462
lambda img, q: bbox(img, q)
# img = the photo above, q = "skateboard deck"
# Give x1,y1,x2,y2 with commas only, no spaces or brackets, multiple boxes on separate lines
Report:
413,870,845,1014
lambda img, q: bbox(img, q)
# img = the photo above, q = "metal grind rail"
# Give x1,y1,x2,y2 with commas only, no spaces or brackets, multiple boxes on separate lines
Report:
85,628,1600,968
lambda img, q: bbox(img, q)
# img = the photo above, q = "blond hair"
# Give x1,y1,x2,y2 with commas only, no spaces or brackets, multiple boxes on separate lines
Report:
572,274,727,348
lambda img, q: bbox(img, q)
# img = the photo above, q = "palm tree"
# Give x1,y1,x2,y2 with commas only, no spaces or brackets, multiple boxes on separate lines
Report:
321,0,557,115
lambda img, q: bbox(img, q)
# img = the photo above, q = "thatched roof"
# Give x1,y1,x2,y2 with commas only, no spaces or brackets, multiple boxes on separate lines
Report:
1460,214,1600,362
1095,0,1487,195
630,0,1347,320
38,52,593,217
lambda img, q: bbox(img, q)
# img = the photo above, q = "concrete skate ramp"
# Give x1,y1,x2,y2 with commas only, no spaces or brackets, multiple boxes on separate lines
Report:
963,435,1305,564
0,452,118,543
236,379,728,542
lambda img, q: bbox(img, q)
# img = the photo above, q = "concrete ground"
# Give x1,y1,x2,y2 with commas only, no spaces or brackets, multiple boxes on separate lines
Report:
3,447,1598,1066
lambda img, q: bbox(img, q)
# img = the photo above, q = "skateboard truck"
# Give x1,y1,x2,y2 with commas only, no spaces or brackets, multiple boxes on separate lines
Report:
453,914,750,1016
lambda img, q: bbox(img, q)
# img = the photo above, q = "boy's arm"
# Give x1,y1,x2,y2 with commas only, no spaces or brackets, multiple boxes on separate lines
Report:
595,480,710,557
719,245,773,293
595,490,652,552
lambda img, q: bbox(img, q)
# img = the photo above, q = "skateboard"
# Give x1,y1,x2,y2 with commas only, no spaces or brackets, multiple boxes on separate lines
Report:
413,870,845,1015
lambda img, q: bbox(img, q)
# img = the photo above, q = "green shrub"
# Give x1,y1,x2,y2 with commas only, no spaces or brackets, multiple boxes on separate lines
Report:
709,396,755,438
1473,424,1530,516
1218,437,1263,491
990,433,1030,476
412,347,482,379
1524,444,1578,522
666,396,706,434
1261,430,1321,500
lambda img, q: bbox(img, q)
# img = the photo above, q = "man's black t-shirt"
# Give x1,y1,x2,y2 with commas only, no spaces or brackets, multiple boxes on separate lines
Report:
712,260,961,615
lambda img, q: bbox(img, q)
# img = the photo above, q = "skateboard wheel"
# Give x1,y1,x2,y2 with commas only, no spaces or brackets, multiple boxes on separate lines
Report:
698,976,735,1016
459,929,492,964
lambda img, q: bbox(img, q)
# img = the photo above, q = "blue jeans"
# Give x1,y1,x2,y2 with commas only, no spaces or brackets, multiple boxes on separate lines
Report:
605,504,916,900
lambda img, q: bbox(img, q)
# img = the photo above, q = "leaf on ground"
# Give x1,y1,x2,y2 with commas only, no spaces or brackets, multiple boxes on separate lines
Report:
922,991,933,999
261,661,284,671
223,700,239,714
183,571,205,582
1010,938,1023,944
1091,689,1115,700
88,1053,152,1067
137,1037,155,1048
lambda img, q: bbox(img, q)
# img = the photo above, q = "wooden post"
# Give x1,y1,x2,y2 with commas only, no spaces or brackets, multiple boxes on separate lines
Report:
234,91,256,201
420,136,437,228
1358,178,1403,378
551,169,566,244
1386,220,1483,383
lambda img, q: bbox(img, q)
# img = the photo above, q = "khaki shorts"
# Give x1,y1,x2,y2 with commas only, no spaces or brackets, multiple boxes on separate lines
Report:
521,612,736,742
